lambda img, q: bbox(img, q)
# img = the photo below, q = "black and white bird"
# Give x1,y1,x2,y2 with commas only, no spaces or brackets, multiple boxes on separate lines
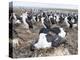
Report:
59,14,65,23
20,12,33,29
31,27,66,50
41,16,51,29
9,12,22,25
55,14,60,24
64,15,78,28
49,14,56,24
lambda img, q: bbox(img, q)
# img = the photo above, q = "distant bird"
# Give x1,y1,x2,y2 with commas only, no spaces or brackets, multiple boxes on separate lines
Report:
64,16,78,28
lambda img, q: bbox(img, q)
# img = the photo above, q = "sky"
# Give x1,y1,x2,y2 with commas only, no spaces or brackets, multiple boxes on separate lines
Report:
12,1,78,9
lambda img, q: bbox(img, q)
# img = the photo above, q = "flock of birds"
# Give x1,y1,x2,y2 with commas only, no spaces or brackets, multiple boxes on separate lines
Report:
9,8,78,51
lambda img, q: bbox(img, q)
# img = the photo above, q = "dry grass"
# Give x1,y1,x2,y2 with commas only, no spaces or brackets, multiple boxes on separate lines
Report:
11,21,78,58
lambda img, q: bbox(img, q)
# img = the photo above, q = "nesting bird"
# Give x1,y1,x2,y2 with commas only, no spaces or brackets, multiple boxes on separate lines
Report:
31,26,66,50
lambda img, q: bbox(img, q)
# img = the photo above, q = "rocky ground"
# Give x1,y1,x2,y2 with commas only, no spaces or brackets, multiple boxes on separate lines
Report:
10,21,78,58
